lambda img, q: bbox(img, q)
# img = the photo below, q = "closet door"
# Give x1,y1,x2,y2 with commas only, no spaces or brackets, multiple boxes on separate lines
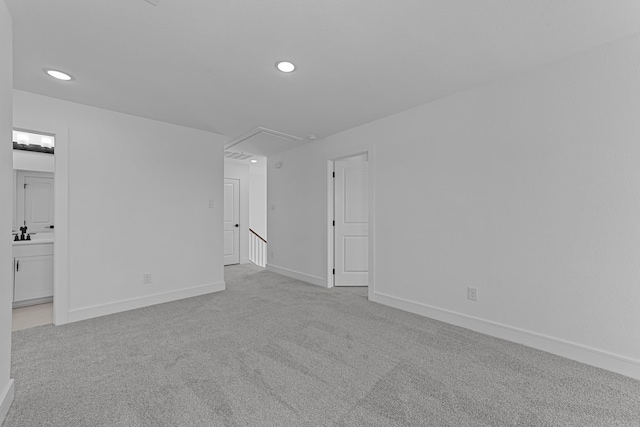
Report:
223,178,240,265
334,160,369,286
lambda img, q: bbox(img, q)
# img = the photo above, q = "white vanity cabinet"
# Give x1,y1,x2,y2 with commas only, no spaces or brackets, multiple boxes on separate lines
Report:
13,241,54,307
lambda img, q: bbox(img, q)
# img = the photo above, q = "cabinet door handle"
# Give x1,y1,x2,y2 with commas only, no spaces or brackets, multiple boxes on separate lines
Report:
16,260,19,272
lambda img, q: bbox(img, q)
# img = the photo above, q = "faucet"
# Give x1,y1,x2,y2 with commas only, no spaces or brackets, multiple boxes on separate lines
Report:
19,226,28,241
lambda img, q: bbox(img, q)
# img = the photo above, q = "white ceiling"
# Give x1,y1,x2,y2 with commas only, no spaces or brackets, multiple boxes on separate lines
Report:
7,0,640,154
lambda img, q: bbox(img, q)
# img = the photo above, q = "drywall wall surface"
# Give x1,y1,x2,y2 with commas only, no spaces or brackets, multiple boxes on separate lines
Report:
13,90,226,319
268,33,640,370
13,149,54,172
224,160,250,263
268,139,370,282
249,159,267,239
0,1,14,423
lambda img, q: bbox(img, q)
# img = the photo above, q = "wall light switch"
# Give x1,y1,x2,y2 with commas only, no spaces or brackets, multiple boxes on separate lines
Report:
208,199,215,208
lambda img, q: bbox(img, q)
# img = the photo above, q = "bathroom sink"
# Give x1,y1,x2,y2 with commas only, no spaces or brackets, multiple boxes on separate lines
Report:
31,232,54,240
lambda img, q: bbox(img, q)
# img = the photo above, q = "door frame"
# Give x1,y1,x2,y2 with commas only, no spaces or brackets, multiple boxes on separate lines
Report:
326,147,376,300
13,123,69,326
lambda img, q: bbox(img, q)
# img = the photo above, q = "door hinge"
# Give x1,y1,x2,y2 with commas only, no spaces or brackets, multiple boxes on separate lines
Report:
24,183,27,189
332,269,335,275
332,220,335,226
333,172,335,178
16,260,19,272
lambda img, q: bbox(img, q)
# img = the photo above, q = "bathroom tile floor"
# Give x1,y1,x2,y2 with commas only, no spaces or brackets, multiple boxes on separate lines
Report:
12,303,53,331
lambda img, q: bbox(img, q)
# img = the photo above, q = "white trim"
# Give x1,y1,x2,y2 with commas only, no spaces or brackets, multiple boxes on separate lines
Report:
53,126,70,325
0,379,15,425
13,296,53,309
372,291,640,380
326,159,334,287
67,281,225,323
367,146,376,301
240,257,250,264
266,264,327,288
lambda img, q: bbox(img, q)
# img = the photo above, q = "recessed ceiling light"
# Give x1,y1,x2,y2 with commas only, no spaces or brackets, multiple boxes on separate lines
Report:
276,61,295,73
45,69,72,81
250,159,258,163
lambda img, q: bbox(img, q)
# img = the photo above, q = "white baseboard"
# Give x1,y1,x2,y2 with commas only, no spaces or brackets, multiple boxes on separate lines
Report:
372,292,640,380
266,264,327,288
0,379,15,425
67,281,226,324
13,296,53,309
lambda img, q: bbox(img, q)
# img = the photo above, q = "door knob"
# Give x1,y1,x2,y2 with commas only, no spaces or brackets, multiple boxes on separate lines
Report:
235,224,239,227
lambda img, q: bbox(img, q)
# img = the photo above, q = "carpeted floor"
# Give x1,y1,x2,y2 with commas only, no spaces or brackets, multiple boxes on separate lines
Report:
4,264,640,426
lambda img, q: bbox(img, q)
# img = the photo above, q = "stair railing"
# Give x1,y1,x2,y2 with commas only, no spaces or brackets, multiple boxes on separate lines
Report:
249,228,267,267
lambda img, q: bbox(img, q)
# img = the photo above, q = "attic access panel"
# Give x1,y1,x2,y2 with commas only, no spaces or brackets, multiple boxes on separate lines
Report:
225,127,304,157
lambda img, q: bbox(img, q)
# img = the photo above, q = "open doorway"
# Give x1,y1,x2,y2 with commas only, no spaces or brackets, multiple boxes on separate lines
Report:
329,152,369,287
11,129,55,330
11,121,69,326
223,154,268,270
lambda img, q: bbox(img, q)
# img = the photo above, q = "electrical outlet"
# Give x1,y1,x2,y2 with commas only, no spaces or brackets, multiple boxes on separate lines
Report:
208,199,215,208
269,251,274,259
467,287,477,301
143,273,152,284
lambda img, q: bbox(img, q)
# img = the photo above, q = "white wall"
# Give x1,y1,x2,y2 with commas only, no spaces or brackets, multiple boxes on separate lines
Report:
268,33,640,379
224,159,250,263
0,1,14,422
13,90,227,323
249,159,267,239
13,150,54,172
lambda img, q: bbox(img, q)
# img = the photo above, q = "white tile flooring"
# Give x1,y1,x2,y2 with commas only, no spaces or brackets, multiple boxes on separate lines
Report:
12,302,53,331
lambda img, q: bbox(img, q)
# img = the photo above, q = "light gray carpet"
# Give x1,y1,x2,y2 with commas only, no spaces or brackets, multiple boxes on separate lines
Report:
4,264,640,426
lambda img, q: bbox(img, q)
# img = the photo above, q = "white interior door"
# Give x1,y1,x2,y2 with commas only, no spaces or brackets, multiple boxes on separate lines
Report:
224,178,240,265
334,160,368,286
24,176,54,233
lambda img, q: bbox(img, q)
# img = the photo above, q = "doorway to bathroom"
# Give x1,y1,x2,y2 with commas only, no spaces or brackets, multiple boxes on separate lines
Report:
11,129,55,330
